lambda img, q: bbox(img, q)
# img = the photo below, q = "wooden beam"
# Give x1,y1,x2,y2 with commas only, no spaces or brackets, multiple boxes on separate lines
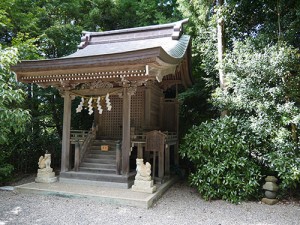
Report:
61,91,72,172
121,87,132,175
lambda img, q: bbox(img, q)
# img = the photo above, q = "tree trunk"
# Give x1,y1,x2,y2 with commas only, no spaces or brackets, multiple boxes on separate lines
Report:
216,0,228,117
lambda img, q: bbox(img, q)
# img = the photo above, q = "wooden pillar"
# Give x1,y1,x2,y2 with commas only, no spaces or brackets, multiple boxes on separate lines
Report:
116,142,122,175
174,100,180,165
137,143,143,158
159,97,164,129
121,87,132,175
165,144,170,176
61,91,72,172
158,149,164,179
74,142,80,171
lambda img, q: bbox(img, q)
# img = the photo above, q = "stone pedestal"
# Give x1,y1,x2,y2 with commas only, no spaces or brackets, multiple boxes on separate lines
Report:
262,176,278,205
35,168,57,183
132,180,157,194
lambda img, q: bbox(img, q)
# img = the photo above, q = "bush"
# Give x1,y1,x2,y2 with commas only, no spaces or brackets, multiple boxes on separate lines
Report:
180,41,300,202
180,116,262,203
0,152,14,183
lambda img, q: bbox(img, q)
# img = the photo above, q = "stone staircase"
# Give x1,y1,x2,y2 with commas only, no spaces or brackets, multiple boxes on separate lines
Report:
59,140,135,188
80,139,117,174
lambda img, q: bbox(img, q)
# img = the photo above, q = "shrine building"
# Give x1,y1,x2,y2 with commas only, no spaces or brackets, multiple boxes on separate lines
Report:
12,19,193,188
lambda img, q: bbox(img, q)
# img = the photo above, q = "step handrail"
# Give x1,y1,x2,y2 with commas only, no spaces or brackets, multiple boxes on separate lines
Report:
74,125,98,171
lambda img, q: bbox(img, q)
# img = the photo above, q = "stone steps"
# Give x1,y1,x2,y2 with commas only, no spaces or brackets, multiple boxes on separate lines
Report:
79,167,116,174
59,171,136,189
59,139,132,187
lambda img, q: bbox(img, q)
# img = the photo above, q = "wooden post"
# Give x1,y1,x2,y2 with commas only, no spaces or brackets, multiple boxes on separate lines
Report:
174,100,180,165
144,87,151,129
158,147,164,179
165,144,170,176
116,142,121,175
137,143,143,158
74,142,80,171
159,97,164,129
152,151,156,180
121,87,132,175
61,91,72,172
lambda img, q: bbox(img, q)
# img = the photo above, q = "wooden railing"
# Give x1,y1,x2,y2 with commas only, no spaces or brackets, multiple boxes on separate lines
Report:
131,131,178,144
70,130,89,143
71,125,98,171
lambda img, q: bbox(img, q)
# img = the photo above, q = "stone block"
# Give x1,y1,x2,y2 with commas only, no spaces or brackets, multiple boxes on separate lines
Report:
132,184,156,194
35,176,57,183
263,182,279,192
36,171,57,183
133,180,154,187
265,176,278,183
265,190,277,199
261,198,279,205
38,168,53,173
36,172,55,179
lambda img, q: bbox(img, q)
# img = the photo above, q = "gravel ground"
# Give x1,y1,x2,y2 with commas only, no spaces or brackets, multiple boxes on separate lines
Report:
0,180,300,225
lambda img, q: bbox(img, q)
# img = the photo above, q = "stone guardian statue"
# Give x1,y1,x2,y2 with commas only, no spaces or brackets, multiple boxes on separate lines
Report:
132,158,156,193
35,153,57,183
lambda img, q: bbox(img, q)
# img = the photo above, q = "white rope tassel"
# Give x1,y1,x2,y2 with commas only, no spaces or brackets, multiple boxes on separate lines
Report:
97,97,103,114
105,93,112,111
88,97,93,115
76,97,84,113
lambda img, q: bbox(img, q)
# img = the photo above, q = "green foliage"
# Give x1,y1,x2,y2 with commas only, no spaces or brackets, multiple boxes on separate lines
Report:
0,163,14,183
180,116,262,203
0,45,30,143
180,40,300,202
0,45,31,181
0,145,14,183
178,0,300,202
221,42,300,192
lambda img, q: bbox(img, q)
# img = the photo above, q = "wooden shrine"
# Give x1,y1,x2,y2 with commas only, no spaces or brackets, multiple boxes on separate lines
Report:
12,19,193,187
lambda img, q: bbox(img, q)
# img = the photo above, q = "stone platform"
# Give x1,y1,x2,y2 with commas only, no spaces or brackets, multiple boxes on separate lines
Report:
14,177,177,209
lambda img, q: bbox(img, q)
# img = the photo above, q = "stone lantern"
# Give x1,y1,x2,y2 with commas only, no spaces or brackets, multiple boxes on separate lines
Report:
261,176,279,205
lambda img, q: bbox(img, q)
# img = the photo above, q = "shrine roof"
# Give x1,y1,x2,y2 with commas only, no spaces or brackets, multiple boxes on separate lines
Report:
12,19,193,89
65,35,190,60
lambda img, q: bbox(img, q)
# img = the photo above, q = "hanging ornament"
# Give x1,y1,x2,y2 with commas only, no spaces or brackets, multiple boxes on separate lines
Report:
97,96,103,114
88,97,93,115
105,93,112,111
76,97,84,113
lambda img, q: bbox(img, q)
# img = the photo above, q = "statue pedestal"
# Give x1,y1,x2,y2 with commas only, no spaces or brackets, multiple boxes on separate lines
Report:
132,180,156,193
35,168,57,183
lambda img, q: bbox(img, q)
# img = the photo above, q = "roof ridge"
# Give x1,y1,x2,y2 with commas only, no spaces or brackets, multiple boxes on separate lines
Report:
82,19,188,37
78,19,189,49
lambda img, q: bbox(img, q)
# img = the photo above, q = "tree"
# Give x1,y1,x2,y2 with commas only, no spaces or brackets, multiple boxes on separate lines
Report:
180,39,300,202
178,0,300,202
0,45,30,181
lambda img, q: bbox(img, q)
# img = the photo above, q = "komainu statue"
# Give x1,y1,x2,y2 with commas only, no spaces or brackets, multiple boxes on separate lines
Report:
135,158,151,181
132,158,156,193
35,153,57,183
38,154,51,169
